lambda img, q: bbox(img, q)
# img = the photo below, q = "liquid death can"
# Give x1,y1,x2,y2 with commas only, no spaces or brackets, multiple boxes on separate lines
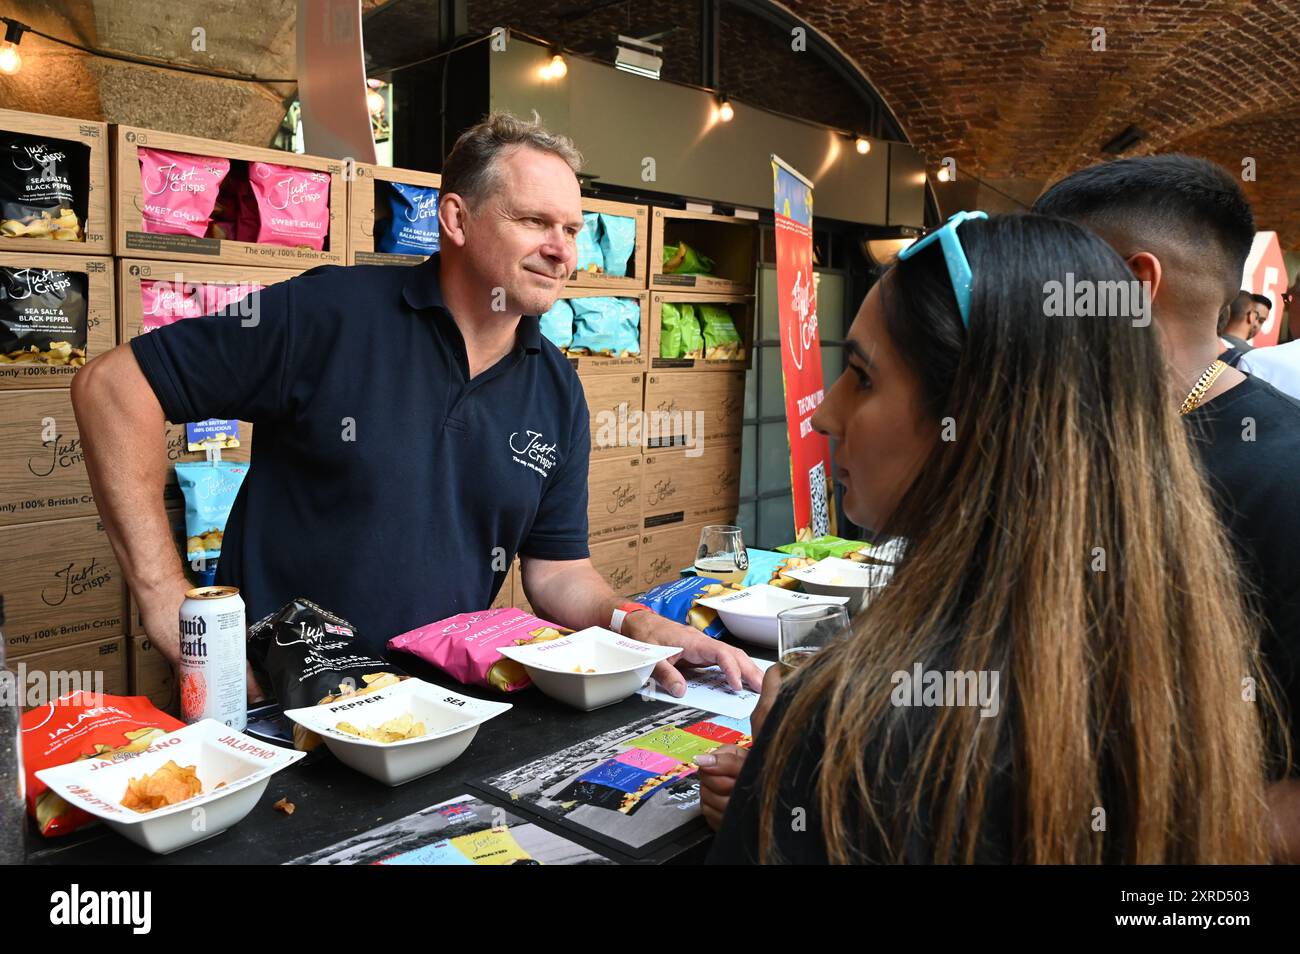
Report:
179,585,247,730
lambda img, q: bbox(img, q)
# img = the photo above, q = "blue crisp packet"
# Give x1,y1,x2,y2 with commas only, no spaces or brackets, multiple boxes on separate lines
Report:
539,297,574,350
175,461,248,562
738,548,791,587
575,212,603,273
570,296,640,356
598,213,637,277
375,181,440,256
634,576,744,639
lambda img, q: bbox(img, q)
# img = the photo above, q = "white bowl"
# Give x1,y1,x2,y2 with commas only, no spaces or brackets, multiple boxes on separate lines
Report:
780,557,893,613
34,719,305,855
696,584,851,648
496,627,681,711
283,678,512,786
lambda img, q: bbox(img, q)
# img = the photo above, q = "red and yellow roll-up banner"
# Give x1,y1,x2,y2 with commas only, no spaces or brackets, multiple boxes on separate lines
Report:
772,155,835,540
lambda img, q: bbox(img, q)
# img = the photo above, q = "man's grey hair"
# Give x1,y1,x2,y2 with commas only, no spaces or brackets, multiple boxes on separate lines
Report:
441,111,583,208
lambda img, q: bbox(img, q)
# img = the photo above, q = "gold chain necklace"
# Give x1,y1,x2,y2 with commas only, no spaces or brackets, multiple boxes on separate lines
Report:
1179,359,1229,416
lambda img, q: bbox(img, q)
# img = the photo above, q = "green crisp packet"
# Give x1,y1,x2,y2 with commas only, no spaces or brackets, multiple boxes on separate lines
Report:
775,535,869,560
680,303,704,357
659,302,684,358
698,303,742,360
662,241,714,275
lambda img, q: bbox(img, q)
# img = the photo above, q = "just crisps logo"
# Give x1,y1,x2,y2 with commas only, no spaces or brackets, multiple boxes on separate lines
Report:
509,429,559,478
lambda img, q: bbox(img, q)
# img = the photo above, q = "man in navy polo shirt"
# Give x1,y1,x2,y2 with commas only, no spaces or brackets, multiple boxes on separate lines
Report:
72,112,761,702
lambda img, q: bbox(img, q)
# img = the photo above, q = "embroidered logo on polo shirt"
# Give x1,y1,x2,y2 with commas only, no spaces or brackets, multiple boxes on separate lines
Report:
509,429,559,477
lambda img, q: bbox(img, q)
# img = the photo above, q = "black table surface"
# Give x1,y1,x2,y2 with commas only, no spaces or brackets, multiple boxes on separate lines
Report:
28,638,775,866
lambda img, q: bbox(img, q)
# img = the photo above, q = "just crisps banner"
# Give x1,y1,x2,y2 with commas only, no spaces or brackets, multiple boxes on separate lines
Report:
771,155,835,541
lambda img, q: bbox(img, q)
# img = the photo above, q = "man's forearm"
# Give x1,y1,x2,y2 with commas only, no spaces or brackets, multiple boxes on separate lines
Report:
71,346,189,606
519,557,619,631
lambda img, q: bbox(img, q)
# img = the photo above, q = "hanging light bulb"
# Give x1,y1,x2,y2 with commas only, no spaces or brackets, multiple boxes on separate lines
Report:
548,52,567,78
937,166,952,182
366,88,385,114
0,18,26,75
855,136,871,155
717,95,734,122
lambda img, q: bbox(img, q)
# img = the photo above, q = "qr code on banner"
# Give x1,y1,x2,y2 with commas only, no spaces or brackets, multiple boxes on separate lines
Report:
809,460,830,537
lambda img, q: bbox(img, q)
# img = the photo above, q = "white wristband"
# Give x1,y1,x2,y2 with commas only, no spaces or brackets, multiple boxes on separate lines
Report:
610,607,630,634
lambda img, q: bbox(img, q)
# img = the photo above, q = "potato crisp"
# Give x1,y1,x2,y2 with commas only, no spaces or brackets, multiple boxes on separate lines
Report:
121,760,204,813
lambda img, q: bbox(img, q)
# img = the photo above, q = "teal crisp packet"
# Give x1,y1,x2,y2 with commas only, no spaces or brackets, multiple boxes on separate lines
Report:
570,296,640,356
598,213,637,277
575,212,603,273
539,297,574,350
175,461,248,562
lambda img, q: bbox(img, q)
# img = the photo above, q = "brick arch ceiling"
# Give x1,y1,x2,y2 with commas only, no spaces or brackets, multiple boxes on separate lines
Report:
781,0,1300,249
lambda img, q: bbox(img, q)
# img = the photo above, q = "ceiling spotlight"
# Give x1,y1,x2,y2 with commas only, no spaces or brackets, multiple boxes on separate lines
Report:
855,136,871,155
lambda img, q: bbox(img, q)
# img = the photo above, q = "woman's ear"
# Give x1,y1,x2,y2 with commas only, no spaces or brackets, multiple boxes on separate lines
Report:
1125,251,1162,305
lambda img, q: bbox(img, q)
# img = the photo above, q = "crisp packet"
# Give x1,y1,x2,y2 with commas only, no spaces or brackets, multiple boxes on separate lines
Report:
575,211,603,273
0,266,88,366
737,548,805,589
138,147,231,238
139,276,204,331
21,691,185,837
662,241,714,275
775,535,870,560
659,301,703,358
201,280,263,316
0,131,85,241
375,181,440,256
175,461,247,562
247,161,331,250
634,576,744,639
597,213,636,277
539,297,574,350
246,597,408,750
698,303,743,360
387,608,572,693
570,296,640,356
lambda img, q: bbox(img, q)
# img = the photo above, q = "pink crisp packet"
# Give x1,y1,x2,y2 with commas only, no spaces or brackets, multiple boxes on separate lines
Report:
202,280,263,315
138,148,231,237
247,161,331,250
139,277,204,331
387,608,573,692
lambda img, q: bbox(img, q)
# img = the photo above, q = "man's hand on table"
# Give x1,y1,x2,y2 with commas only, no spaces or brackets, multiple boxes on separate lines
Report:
136,575,266,705
620,610,764,697
696,663,784,831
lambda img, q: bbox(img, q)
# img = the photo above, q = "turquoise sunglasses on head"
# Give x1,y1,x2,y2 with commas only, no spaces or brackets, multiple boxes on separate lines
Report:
896,210,988,328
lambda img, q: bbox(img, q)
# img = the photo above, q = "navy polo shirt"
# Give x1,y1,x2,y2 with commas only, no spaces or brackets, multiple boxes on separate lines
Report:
130,254,591,657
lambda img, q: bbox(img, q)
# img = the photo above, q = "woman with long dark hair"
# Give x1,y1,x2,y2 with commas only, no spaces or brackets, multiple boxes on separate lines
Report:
707,212,1278,864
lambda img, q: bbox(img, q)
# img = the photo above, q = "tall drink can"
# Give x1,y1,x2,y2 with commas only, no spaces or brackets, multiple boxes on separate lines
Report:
179,585,247,730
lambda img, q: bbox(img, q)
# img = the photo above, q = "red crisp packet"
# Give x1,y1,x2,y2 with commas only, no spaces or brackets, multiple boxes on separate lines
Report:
387,608,572,692
21,692,185,837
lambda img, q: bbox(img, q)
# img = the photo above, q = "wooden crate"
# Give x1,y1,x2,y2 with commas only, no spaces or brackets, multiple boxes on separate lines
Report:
5,636,128,708
589,535,640,598
649,207,757,296
0,388,94,526
552,287,648,374
637,520,715,592
0,514,126,658
579,370,644,460
347,163,441,266
0,109,112,256
642,369,745,451
112,124,347,268
648,291,754,371
0,253,115,391
641,440,741,530
129,634,178,714
569,196,649,291
587,453,643,542
115,257,304,341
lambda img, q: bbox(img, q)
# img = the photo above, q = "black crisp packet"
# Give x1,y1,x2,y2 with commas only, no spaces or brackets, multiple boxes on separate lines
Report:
246,597,408,750
0,131,86,240
0,266,87,365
